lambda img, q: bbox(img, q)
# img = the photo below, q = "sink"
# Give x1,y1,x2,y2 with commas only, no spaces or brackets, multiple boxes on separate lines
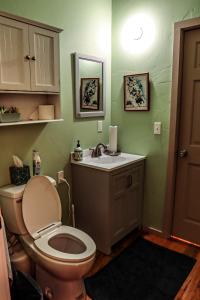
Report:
71,151,146,171
91,156,126,164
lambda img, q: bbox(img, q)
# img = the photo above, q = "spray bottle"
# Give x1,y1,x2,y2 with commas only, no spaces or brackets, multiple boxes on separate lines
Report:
33,150,41,175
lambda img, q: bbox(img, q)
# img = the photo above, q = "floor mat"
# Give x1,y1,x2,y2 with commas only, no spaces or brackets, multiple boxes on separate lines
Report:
85,238,196,300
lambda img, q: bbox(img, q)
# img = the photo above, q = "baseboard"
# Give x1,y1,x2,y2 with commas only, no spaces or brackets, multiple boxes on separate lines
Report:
142,226,164,237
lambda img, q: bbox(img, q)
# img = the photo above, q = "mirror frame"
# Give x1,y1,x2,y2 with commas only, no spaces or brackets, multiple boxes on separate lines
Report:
74,52,106,118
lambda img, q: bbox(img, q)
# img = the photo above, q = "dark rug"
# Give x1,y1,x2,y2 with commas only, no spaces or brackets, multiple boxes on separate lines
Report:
85,238,196,300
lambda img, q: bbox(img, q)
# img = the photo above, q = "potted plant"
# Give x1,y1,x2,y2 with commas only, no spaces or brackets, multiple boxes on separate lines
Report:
0,106,20,123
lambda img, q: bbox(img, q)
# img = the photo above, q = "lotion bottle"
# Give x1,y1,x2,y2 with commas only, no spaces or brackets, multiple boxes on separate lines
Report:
73,140,83,161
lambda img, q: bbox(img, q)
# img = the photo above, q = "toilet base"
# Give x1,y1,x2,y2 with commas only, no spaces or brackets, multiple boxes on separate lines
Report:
36,265,86,300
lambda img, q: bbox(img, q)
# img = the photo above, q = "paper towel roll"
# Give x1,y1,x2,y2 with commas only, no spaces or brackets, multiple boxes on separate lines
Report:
109,126,118,152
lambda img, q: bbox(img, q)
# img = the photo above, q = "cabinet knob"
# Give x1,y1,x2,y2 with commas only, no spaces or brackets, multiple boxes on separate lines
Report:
31,56,36,61
25,55,31,60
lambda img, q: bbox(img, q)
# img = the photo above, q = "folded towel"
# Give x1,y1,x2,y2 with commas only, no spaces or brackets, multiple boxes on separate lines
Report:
1,214,13,281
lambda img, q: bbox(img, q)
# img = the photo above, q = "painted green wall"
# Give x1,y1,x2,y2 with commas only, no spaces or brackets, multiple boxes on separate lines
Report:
1,0,200,231
0,0,111,222
112,0,200,230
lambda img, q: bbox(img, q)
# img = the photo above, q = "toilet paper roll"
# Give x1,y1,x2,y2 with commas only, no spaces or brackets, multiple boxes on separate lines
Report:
109,126,118,152
38,105,55,120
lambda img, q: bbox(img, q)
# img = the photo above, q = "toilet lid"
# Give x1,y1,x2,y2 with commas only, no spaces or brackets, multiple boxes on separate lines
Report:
22,176,61,239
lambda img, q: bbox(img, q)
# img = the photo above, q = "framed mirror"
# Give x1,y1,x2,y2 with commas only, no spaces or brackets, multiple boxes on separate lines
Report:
74,53,105,118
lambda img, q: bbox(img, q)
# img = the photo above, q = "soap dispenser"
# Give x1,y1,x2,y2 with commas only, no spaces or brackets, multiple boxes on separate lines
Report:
73,140,83,161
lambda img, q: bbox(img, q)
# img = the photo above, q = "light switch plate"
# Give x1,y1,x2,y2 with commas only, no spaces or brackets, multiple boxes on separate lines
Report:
97,120,103,132
154,122,162,135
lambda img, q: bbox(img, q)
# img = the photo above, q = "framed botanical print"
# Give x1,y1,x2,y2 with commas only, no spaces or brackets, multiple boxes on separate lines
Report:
124,73,149,111
80,78,99,110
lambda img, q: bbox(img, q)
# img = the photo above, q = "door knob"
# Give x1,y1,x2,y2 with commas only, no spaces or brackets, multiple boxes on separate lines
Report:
31,56,36,61
25,55,31,60
178,149,188,158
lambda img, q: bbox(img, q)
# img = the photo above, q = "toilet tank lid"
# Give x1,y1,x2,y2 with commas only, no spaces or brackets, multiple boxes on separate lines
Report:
0,176,56,200
0,184,26,199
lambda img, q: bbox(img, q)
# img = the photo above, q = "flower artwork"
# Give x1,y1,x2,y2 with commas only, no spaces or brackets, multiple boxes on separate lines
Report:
80,78,100,110
124,73,149,111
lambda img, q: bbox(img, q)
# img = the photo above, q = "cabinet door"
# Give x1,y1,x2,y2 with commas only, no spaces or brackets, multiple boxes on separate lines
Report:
29,26,60,92
125,166,143,229
111,170,129,242
111,164,144,244
0,16,30,90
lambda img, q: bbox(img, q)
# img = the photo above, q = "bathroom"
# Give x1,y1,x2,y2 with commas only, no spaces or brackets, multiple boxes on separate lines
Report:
0,0,200,299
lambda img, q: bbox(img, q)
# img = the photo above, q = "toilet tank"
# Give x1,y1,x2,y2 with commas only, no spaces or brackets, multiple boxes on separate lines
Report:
0,184,27,234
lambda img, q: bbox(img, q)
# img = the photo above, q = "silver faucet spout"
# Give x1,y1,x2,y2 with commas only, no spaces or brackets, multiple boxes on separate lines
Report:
91,143,107,157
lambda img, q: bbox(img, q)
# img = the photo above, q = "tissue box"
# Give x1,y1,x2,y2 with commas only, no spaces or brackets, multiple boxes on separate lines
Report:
9,165,30,186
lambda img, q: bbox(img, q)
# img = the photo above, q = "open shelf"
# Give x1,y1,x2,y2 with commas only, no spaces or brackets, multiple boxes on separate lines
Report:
0,93,62,127
0,118,64,126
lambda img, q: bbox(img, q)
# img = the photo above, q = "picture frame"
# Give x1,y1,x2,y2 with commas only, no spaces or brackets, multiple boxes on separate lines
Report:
124,73,149,111
80,78,100,110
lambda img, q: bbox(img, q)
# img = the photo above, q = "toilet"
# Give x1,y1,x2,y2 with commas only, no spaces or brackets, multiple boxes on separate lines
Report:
0,175,96,300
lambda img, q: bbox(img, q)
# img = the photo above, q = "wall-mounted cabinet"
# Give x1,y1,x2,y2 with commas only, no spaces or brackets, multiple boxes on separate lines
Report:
0,11,62,126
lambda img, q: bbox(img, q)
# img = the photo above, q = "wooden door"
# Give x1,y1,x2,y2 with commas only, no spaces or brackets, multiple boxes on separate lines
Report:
172,28,200,245
0,211,11,300
29,26,59,92
0,16,30,90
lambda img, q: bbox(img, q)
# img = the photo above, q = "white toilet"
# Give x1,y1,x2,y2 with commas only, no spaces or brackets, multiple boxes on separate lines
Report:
0,176,96,300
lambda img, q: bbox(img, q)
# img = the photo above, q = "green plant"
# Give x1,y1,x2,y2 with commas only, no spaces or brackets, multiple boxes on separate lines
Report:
0,106,18,114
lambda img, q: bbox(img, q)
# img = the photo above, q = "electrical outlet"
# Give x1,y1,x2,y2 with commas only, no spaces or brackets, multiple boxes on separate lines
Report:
97,120,103,132
154,122,162,135
57,170,64,183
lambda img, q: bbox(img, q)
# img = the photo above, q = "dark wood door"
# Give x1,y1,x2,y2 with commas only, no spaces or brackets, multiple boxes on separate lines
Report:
172,28,200,244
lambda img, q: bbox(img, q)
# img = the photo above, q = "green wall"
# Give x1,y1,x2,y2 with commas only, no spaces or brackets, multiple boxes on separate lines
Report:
0,1,111,187
112,0,200,230
1,0,200,231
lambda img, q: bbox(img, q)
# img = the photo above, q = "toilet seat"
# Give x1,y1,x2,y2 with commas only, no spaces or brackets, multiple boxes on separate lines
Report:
22,176,96,263
34,225,96,262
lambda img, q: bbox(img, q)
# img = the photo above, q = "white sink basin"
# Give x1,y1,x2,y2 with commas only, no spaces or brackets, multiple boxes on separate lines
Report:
71,151,146,171
90,156,127,164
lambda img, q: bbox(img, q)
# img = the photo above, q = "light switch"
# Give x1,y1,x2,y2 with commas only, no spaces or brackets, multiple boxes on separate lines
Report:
97,120,103,132
154,122,162,135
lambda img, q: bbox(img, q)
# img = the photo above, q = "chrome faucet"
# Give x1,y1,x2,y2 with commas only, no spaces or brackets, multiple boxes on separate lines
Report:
90,143,107,157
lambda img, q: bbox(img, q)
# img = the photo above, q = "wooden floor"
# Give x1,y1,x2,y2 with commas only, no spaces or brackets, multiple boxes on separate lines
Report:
85,231,200,300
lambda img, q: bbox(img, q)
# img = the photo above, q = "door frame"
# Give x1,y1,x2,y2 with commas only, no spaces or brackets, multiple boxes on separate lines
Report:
163,17,200,238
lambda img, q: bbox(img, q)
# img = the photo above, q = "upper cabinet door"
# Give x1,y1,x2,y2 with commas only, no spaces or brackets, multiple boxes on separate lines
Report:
29,26,60,92
0,16,30,90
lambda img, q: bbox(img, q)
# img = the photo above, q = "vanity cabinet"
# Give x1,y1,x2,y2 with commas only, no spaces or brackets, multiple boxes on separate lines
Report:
0,11,62,125
71,161,144,254
0,16,60,92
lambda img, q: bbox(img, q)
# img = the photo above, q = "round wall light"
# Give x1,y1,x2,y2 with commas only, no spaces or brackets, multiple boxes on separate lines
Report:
120,13,156,54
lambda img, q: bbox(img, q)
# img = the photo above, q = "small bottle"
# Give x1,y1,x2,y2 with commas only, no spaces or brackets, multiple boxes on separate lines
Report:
33,150,41,175
73,140,83,161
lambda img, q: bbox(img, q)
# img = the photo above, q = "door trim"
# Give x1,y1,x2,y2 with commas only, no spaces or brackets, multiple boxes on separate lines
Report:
163,17,200,238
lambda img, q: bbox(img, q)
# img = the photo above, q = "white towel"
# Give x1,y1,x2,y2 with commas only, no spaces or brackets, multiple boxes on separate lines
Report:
1,215,13,281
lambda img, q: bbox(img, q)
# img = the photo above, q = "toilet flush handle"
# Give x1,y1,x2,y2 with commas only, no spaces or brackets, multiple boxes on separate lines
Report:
44,287,53,299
